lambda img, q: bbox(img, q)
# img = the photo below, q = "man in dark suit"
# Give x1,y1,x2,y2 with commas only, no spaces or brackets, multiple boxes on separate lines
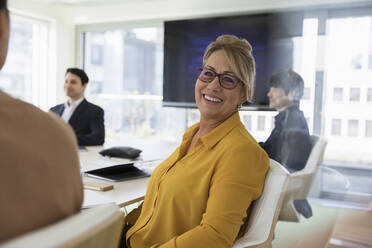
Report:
50,68,105,146
260,69,313,218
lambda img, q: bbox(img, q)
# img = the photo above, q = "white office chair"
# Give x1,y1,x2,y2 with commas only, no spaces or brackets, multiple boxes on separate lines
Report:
233,159,289,248
278,135,327,222
0,204,124,248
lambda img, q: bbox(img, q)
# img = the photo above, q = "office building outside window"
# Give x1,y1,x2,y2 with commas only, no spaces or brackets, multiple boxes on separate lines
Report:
243,115,252,131
349,88,360,102
303,87,311,100
257,116,266,131
83,27,188,142
348,120,359,137
325,15,372,165
331,119,342,136
271,116,275,130
366,120,372,137
333,87,343,102
367,88,372,102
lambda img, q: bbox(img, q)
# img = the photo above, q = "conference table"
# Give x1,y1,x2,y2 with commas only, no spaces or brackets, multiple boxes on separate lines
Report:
80,139,177,209
82,176,149,208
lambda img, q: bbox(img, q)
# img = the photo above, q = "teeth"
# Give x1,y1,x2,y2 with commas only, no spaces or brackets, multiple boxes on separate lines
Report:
204,94,222,102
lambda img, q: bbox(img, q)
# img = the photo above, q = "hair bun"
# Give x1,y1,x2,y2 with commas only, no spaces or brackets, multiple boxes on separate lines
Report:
244,40,253,53
216,35,253,53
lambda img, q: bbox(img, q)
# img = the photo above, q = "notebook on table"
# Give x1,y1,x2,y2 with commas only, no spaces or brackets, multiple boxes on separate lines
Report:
84,163,149,182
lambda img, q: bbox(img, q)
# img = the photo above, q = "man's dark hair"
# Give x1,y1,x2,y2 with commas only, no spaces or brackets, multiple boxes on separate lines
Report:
0,0,7,10
269,69,304,101
65,68,89,85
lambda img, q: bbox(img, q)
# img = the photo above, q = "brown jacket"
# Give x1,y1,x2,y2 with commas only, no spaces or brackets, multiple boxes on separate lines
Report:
0,91,83,242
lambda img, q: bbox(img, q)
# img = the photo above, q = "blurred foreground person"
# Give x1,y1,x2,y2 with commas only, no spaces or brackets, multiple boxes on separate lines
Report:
0,0,83,242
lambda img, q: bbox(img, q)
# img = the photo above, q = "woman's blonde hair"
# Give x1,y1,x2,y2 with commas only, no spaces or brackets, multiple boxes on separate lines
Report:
203,35,256,102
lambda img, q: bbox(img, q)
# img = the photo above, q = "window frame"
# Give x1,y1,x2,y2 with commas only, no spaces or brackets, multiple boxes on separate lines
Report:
3,9,56,111
75,20,163,68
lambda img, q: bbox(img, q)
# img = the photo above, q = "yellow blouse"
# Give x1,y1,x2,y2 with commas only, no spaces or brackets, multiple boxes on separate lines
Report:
126,112,269,248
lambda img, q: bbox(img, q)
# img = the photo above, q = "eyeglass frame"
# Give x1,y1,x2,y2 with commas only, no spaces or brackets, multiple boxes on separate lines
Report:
196,67,243,90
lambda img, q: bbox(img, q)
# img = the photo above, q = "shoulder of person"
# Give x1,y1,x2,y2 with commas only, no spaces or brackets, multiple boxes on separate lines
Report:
85,99,104,112
23,102,78,149
50,103,63,111
216,137,269,180
221,128,268,162
48,111,79,144
1,92,77,148
286,107,306,123
1,92,48,118
224,123,259,148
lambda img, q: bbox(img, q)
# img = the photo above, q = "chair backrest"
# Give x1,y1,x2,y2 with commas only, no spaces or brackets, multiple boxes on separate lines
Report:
0,204,124,248
278,135,327,222
291,135,327,196
233,159,288,248
296,135,323,175
310,135,319,147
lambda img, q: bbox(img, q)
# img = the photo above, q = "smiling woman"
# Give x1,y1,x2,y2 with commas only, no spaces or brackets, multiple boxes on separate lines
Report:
195,50,248,132
122,35,269,248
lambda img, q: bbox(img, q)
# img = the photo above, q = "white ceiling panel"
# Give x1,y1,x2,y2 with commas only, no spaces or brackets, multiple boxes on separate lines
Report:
32,0,156,6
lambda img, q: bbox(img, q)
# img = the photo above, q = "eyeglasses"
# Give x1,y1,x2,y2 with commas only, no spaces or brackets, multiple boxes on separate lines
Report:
197,67,242,90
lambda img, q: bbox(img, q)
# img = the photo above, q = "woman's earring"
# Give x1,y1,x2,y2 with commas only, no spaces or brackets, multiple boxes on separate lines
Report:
237,104,242,111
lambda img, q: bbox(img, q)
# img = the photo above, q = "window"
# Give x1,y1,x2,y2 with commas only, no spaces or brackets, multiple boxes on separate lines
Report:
315,14,372,209
331,119,342,136
243,115,252,130
90,81,103,94
326,15,372,164
328,17,371,71
348,120,359,137
0,14,53,110
333,88,343,102
83,27,189,141
257,116,266,131
367,88,372,102
90,45,103,65
349,88,360,102
351,53,362,69
366,120,372,137
303,87,311,100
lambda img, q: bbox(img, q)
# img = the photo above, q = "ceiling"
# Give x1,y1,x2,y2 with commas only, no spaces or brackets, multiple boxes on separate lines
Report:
33,0,156,6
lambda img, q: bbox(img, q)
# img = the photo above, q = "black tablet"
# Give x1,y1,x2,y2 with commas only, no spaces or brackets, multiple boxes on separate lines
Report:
84,163,149,182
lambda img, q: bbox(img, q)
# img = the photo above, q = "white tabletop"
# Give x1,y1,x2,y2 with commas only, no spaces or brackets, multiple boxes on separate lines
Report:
79,146,134,172
79,145,165,208
82,176,149,208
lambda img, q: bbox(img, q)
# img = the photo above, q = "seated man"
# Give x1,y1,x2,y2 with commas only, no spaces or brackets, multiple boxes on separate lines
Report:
50,68,105,146
260,69,313,218
0,0,83,242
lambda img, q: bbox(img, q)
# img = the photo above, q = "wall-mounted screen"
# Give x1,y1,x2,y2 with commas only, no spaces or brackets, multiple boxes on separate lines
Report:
163,11,303,109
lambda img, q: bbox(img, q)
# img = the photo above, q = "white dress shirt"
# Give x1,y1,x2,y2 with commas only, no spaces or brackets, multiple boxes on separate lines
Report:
61,97,84,123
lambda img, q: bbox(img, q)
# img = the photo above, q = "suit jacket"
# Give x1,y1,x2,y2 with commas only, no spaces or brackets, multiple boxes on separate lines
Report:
0,91,83,242
260,105,312,172
50,99,105,146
